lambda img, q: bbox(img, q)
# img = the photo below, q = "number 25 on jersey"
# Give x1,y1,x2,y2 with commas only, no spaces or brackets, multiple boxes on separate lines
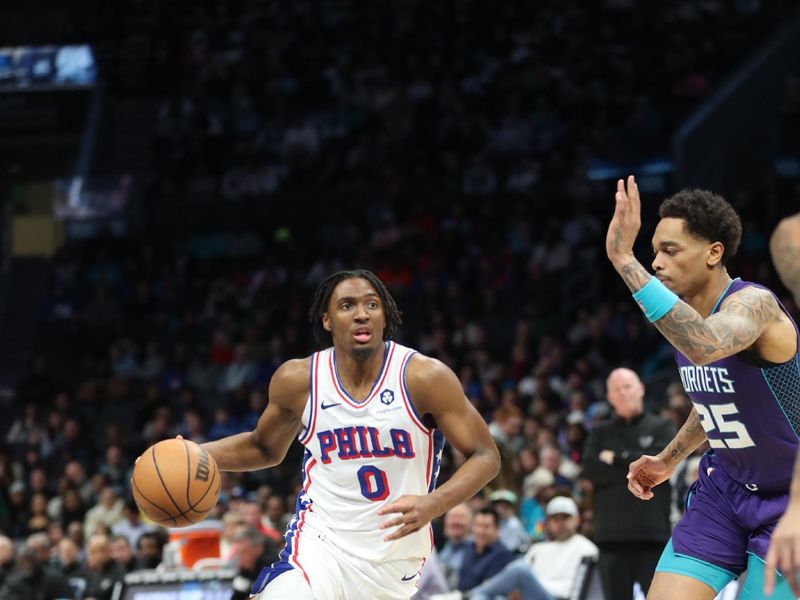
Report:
693,402,755,449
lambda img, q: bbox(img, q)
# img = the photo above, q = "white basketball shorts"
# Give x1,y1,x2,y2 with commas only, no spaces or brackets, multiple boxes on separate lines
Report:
252,523,425,600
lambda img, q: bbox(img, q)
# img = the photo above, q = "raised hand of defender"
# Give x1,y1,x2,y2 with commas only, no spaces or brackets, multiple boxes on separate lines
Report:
626,454,672,501
764,502,800,596
606,175,642,265
377,494,438,542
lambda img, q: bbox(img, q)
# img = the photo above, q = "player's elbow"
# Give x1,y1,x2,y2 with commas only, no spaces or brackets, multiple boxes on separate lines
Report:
483,441,502,479
248,431,284,468
468,441,501,481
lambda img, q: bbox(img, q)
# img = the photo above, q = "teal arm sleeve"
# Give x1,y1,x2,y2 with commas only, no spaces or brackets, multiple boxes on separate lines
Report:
632,277,679,322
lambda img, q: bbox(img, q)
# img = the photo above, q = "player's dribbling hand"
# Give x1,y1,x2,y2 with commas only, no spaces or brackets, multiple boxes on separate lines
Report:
764,502,800,596
606,175,641,266
626,454,671,501
377,494,438,542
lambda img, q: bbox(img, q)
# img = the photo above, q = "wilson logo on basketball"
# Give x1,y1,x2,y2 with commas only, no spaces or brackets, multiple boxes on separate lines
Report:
195,449,211,482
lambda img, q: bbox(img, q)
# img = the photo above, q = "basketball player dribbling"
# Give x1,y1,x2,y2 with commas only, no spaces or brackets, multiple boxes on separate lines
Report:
606,177,799,599
202,270,501,600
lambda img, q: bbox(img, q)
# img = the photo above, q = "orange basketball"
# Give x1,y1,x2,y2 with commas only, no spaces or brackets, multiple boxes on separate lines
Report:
131,438,220,528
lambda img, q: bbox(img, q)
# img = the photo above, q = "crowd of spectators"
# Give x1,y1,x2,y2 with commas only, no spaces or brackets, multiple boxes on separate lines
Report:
0,176,793,596
143,0,789,200
2,0,800,598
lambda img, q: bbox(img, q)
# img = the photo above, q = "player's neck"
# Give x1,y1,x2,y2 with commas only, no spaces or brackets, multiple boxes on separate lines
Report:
335,342,388,397
683,270,733,317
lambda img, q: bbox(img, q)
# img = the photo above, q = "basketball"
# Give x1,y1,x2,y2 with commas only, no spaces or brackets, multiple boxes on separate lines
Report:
131,438,220,528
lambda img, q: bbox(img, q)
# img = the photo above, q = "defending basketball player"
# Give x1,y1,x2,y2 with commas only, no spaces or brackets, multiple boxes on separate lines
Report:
606,177,799,600
765,214,800,596
201,270,500,600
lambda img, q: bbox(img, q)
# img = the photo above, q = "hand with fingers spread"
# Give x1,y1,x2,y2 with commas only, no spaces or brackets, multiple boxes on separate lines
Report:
626,454,672,501
377,494,439,542
764,502,800,596
606,175,642,267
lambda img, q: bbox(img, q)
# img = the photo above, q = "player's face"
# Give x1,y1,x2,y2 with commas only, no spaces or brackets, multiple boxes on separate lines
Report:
323,278,386,358
651,217,719,297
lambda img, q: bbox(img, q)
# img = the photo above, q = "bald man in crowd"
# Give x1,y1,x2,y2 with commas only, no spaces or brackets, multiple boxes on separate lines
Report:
582,368,676,599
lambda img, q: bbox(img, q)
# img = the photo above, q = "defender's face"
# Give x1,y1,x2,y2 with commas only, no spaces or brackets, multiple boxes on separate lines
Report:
323,278,386,355
651,218,718,297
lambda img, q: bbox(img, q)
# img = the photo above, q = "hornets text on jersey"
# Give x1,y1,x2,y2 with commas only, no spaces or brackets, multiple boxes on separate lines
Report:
673,279,800,491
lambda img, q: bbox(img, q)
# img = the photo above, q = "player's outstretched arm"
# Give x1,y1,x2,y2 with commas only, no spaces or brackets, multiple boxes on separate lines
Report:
627,407,706,500
377,355,500,541
202,358,309,471
606,176,782,365
770,214,800,307
653,286,781,365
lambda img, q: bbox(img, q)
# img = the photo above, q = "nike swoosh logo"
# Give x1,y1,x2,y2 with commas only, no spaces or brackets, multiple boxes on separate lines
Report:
321,401,341,410
401,573,417,581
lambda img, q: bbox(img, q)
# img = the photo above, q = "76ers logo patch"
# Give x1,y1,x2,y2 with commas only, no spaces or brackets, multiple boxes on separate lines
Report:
380,389,395,405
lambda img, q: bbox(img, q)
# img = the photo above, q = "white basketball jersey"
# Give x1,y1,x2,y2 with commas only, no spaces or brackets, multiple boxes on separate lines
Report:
283,341,445,565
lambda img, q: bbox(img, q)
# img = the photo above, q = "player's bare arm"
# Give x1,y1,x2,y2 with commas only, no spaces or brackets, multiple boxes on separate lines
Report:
763,217,800,596
607,176,791,365
202,358,310,471
652,286,787,365
627,408,706,501
765,450,800,596
770,214,800,306
377,354,500,541
663,407,706,465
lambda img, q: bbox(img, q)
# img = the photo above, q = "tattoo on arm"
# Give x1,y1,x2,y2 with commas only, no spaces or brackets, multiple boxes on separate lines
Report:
619,260,779,364
654,287,778,363
664,408,706,466
618,260,653,292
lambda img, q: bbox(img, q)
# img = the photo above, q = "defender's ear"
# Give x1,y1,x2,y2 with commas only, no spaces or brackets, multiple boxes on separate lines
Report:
707,241,724,268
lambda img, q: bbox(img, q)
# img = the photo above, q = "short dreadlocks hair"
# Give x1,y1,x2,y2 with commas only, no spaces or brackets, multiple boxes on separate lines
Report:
308,269,402,347
659,189,742,266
